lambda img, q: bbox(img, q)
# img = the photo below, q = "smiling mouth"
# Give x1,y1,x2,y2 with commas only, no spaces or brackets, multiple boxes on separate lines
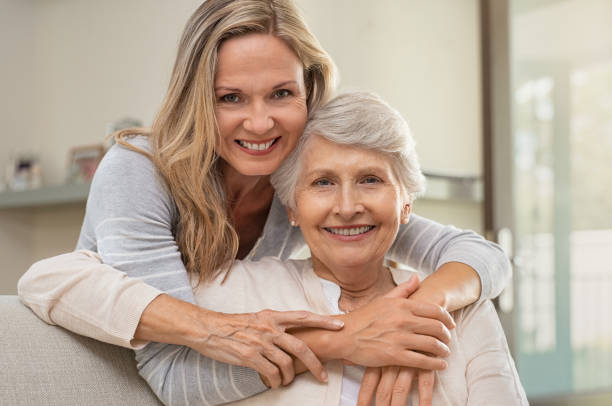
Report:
235,137,280,152
324,225,375,236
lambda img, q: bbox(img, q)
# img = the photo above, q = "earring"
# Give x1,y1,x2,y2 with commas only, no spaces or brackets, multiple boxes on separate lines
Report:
290,220,297,227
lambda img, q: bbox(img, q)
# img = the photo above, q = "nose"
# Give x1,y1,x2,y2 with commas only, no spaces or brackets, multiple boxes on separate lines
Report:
333,184,365,219
243,101,274,135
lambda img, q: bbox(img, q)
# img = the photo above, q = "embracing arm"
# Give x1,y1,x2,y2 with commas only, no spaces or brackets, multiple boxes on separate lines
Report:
388,214,511,309
18,141,268,405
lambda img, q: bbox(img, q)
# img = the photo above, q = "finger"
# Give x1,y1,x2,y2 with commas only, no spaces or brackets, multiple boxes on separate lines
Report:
397,350,447,370
411,302,456,330
375,366,400,406
391,367,415,406
405,316,452,345
357,367,382,406
403,334,450,358
274,333,328,383
385,275,419,298
251,354,282,388
418,370,435,406
270,310,345,330
260,345,295,386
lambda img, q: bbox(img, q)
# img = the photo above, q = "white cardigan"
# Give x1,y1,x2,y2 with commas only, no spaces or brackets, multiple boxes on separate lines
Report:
195,257,528,406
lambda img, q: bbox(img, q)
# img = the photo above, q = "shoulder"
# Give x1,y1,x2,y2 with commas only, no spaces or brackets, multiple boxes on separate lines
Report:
96,136,155,179
85,135,176,224
221,257,307,291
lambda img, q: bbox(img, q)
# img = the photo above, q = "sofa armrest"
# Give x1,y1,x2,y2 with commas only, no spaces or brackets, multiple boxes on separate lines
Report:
0,295,162,405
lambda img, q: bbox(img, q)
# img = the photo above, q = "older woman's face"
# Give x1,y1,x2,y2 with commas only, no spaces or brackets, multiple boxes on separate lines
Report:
214,33,308,176
290,135,410,271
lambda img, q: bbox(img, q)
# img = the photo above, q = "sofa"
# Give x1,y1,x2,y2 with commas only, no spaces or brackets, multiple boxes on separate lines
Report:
0,295,163,405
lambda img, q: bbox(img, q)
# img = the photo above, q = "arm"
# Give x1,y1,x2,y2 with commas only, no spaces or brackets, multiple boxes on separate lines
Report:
388,214,512,307
457,301,528,405
19,141,267,405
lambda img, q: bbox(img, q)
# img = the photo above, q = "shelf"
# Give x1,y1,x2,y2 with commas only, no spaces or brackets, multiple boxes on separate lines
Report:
421,173,483,203
0,173,482,210
0,183,90,209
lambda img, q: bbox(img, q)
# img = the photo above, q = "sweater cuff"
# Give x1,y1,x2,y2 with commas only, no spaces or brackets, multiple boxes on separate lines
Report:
110,281,163,349
230,364,269,398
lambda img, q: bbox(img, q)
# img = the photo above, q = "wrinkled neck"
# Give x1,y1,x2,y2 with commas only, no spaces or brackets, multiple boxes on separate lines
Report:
311,256,394,312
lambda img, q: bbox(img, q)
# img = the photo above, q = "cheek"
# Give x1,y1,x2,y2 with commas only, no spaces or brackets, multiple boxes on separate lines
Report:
214,110,235,140
282,105,307,138
295,192,329,227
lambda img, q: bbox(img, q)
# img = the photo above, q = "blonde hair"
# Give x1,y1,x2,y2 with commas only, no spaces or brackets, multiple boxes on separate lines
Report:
271,92,426,208
116,0,336,282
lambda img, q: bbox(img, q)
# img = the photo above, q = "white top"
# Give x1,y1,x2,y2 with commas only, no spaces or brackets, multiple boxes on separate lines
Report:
192,257,528,406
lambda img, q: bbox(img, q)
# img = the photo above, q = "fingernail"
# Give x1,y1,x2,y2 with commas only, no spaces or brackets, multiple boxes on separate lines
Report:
333,320,344,328
321,369,329,382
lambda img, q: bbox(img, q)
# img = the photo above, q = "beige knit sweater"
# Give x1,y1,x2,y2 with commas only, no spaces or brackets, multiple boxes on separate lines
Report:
194,256,528,406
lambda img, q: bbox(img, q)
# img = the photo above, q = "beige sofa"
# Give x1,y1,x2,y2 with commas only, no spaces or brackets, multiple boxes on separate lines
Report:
0,295,162,405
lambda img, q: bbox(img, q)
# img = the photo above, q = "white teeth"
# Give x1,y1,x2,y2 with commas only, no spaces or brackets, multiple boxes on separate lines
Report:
326,226,374,236
238,139,275,151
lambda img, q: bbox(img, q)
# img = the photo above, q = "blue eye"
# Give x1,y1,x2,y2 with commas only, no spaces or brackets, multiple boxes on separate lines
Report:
362,176,381,184
272,89,291,99
314,178,332,186
221,94,240,103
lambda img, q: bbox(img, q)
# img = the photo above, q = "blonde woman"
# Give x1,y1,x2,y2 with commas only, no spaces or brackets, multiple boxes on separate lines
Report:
19,1,511,405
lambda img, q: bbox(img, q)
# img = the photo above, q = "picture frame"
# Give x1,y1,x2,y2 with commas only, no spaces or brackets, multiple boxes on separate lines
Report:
66,144,105,184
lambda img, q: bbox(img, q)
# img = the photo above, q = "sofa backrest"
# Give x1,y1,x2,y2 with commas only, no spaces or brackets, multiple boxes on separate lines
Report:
0,295,162,405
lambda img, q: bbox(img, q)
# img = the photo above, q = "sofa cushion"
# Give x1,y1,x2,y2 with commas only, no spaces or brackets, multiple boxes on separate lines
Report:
0,295,162,405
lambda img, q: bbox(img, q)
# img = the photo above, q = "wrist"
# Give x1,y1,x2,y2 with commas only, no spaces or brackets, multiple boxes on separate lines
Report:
409,285,449,310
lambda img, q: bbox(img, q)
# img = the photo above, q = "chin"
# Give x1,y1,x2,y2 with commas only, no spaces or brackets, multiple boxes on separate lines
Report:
235,161,280,176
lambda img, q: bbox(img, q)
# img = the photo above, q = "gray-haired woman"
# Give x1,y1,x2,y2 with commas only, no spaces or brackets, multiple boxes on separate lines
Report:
192,92,527,405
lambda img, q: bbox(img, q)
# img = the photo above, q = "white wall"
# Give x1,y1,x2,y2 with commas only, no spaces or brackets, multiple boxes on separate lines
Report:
0,0,483,294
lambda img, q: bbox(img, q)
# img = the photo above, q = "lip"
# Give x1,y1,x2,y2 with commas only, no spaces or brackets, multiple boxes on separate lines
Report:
235,136,281,156
322,224,376,242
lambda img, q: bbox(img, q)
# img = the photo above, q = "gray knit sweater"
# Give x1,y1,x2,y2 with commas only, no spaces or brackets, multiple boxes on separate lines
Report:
76,137,511,405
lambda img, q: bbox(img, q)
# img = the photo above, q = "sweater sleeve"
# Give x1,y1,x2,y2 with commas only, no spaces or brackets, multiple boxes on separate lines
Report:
387,214,512,300
17,249,161,349
20,139,267,405
456,301,528,405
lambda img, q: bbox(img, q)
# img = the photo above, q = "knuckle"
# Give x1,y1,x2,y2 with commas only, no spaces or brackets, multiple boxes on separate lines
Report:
280,354,293,370
292,340,308,354
376,390,392,402
242,347,258,360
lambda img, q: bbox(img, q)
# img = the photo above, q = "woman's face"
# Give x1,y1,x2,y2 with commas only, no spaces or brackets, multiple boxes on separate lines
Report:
214,33,308,176
290,135,410,272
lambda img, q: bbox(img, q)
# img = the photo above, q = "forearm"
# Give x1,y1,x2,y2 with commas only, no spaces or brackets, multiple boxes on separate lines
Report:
389,214,512,300
410,262,481,312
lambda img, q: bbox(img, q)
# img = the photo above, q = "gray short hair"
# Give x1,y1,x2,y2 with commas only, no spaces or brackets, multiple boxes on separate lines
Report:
271,92,426,208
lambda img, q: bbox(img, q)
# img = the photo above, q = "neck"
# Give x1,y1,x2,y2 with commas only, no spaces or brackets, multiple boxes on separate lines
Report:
220,160,271,208
311,256,394,312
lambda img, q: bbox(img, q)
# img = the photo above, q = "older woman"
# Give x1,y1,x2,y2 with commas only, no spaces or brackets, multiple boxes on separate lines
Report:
179,92,527,405
19,0,511,404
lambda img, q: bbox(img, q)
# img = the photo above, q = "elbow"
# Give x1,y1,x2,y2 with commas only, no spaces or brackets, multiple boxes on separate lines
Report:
487,241,513,299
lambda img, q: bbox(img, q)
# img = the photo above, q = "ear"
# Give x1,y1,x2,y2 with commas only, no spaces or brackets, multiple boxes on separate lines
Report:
285,206,298,227
400,203,411,224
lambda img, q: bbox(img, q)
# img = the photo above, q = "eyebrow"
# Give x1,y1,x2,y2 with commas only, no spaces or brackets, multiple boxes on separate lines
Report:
214,80,298,93
303,165,389,177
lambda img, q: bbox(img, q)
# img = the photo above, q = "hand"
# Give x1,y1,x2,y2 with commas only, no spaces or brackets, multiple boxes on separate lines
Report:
336,276,455,370
192,309,344,388
357,366,435,406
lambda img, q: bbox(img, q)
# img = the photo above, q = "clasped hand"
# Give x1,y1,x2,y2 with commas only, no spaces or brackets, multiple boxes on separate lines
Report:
351,276,456,406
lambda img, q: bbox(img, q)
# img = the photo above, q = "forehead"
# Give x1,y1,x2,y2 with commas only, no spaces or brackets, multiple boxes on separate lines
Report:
301,135,394,176
215,33,303,84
